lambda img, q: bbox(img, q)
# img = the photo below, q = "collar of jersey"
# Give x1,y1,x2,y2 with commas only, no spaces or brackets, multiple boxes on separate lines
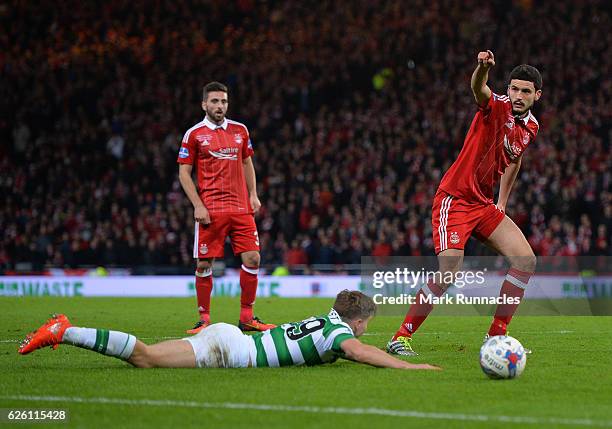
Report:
514,110,531,126
328,308,355,335
203,117,228,130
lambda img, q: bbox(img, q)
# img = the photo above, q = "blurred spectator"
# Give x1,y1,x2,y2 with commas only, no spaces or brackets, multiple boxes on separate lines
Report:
106,134,125,159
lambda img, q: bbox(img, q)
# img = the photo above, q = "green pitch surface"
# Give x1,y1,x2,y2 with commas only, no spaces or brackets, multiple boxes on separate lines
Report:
2,297,611,429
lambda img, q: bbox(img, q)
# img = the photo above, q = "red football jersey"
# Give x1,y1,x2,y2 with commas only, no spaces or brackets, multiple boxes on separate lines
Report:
177,117,254,214
439,93,539,204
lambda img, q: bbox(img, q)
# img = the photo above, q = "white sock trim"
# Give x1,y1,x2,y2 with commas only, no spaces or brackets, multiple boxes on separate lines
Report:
241,264,259,275
421,283,434,297
506,274,528,289
117,334,137,360
421,283,444,298
195,268,212,278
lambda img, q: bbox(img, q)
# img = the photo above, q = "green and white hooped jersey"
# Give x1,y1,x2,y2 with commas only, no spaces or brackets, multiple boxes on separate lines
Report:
250,309,355,367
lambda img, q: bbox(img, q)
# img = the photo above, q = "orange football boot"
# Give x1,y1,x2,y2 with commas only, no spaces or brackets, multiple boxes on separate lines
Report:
238,316,276,332
186,319,211,334
18,314,72,355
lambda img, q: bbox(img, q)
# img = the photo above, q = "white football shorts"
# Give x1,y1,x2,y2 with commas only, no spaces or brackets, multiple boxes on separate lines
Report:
184,323,255,368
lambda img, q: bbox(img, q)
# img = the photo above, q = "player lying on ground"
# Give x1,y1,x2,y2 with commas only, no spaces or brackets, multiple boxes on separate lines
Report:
19,290,439,370
387,50,542,356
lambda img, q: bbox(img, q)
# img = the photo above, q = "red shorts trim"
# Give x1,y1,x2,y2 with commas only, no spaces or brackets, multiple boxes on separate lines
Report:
193,213,260,259
431,190,505,254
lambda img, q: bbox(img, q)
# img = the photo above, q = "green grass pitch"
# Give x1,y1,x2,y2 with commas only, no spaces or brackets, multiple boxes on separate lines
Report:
1,297,611,429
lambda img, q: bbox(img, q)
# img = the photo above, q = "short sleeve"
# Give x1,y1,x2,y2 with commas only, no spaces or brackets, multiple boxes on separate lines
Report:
331,333,355,354
323,324,355,355
479,92,509,122
177,129,196,165
242,127,254,159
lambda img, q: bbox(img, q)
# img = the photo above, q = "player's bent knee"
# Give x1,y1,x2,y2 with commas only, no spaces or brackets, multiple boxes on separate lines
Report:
197,259,213,271
510,252,537,273
242,251,260,268
129,347,155,369
525,253,537,273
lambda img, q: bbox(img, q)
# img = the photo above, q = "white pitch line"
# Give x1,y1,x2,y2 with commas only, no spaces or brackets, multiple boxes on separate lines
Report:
2,395,611,427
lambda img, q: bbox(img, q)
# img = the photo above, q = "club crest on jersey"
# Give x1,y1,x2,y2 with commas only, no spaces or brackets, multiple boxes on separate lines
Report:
196,134,212,146
450,231,460,245
523,134,530,145
234,133,243,145
199,244,208,255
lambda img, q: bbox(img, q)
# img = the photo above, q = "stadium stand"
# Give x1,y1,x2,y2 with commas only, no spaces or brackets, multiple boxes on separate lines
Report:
1,0,609,273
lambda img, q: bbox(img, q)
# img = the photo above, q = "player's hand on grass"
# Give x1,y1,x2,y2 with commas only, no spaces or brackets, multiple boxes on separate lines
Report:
406,363,442,370
249,194,261,214
477,50,495,68
194,205,211,224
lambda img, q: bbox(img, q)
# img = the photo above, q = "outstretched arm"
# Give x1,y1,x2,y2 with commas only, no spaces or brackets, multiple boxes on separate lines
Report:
471,50,495,106
496,156,522,213
341,338,440,370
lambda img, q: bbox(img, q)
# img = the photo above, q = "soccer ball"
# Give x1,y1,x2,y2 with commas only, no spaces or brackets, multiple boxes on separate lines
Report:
479,335,527,379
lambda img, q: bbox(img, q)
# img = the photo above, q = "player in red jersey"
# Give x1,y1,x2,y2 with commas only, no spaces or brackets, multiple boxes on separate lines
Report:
178,82,275,334
387,51,542,356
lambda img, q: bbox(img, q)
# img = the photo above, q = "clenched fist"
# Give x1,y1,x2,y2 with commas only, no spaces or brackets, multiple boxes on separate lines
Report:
477,50,495,68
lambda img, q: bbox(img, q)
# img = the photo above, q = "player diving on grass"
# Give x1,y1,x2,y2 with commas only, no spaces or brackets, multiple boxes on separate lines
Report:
18,290,440,371
387,50,542,356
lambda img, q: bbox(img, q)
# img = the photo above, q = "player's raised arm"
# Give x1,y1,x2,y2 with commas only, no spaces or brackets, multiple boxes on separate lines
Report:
471,50,495,106
340,338,440,370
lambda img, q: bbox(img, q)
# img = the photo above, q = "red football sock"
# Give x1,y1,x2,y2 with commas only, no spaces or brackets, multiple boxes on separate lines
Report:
195,268,212,322
488,268,532,336
393,281,445,340
239,264,259,323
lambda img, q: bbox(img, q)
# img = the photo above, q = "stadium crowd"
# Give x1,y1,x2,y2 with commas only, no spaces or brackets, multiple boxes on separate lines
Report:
1,0,610,272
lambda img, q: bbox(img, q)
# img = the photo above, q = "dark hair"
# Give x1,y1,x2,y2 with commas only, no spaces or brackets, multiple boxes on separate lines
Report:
333,290,376,321
202,81,228,101
508,65,542,90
